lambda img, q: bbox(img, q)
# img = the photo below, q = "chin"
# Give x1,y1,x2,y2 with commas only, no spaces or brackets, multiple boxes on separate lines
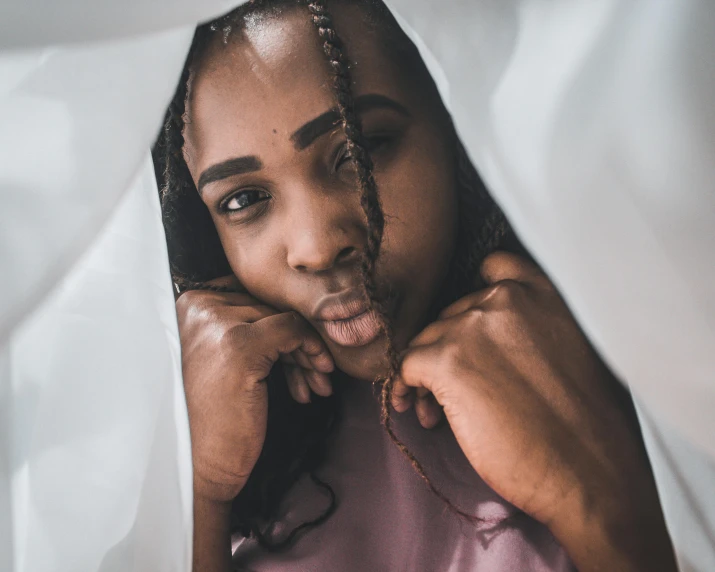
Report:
331,336,391,383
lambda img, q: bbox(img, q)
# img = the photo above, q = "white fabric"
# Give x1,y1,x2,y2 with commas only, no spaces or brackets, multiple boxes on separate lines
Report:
0,3,234,571
2,1,715,571
0,27,191,345
635,401,715,572
387,0,715,569
0,1,237,48
8,159,190,572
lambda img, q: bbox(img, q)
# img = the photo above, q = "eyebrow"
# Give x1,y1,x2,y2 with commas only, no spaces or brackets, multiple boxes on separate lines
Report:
291,93,410,150
197,156,262,194
197,94,410,194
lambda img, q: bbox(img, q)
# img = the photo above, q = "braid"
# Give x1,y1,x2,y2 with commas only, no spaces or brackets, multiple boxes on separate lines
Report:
305,1,387,318
160,48,191,265
375,138,510,525
454,139,510,284
305,0,412,507
305,0,500,526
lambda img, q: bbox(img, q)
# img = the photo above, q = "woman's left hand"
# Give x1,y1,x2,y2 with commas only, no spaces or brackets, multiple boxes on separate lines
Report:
398,251,675,572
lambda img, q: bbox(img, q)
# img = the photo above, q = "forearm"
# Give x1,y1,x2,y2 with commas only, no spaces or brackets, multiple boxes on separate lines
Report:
193,493,234,572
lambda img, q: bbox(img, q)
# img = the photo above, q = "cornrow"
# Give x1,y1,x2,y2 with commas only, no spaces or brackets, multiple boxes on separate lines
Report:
305,1,394,340
154,0,513,549
376,139,511,525
304,0,471,522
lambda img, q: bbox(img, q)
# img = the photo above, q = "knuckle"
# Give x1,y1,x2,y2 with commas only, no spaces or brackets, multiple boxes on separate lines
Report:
399,352,420,380
175,289,200,317
481,251,504,268
438,340,462,372
411,321,440,346
177,291,215,323
273,310,297,330
484,306,521,340
489,279,522,304
463,305,485,325
287,310,306,329
225,322,252,346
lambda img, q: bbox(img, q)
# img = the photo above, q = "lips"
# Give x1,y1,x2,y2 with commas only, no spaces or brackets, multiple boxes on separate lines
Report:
312,290,384,347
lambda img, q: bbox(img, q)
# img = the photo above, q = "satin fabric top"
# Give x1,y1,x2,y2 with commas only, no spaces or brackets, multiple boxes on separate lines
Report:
233,377,575,571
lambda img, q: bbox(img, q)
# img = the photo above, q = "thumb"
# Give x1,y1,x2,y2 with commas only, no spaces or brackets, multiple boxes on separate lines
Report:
398,344,441,395
479,251,544,286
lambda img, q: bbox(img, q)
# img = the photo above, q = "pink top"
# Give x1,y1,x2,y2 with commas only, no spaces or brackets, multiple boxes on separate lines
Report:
233,378,576,571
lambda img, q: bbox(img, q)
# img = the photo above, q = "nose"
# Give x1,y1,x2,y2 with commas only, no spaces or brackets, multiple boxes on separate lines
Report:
285,189,364,273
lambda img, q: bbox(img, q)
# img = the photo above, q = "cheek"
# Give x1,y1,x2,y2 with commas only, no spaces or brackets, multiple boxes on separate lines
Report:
216,228,286,305
374,132,458,342
378,140,458,278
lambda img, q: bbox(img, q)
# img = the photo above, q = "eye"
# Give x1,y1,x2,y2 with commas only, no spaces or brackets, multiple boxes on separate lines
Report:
220,189,270,213
334,135,393,171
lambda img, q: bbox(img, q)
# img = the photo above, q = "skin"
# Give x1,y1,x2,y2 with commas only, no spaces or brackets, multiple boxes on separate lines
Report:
184,5,457,383
176,4,676,572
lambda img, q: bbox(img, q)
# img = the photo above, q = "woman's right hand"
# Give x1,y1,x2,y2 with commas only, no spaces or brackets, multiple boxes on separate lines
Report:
176,276,335,504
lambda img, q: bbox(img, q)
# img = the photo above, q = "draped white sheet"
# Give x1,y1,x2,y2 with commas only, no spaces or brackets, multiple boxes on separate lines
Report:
0,4,233,570
386,2,715,569
1,1,714,571
7,159,189,572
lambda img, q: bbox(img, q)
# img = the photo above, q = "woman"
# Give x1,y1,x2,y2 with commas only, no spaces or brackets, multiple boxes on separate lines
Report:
154,1,676,570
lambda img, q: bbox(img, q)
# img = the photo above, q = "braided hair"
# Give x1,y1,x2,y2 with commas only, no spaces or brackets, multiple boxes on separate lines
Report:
153,0,511,550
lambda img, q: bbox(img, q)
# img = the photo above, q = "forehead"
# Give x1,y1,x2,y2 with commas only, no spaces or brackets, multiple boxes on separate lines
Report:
183,4,410,171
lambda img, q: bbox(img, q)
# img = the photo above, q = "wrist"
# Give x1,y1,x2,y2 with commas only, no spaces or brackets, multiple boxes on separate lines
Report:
194,470,248,504
194,491,235,515
193,493,234,572
549,481,676,572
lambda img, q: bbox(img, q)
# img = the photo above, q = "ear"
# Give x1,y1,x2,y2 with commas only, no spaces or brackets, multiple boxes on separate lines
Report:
478,251,545,286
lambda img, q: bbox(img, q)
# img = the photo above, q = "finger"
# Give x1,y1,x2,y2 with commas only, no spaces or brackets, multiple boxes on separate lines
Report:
285,366,311,404
279,351,325,372
253,312,334,372
189,289,264,309
298,340,335,374
438,293,488,320
279,352,297,365
233,304,277,323
415,391,443,429
206,274,248,293
479,251,544,286
405,316,448,349
399,344,442,394
304,369,333,398
290,349,313,370
279,317,335,373
406,313,467,348
175,289,264,318
390,378,413,413
416,386,430,399
292,348,334,375
435,252,545,321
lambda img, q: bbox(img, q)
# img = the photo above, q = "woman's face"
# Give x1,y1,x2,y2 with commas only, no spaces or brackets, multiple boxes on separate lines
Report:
183,5,458,381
